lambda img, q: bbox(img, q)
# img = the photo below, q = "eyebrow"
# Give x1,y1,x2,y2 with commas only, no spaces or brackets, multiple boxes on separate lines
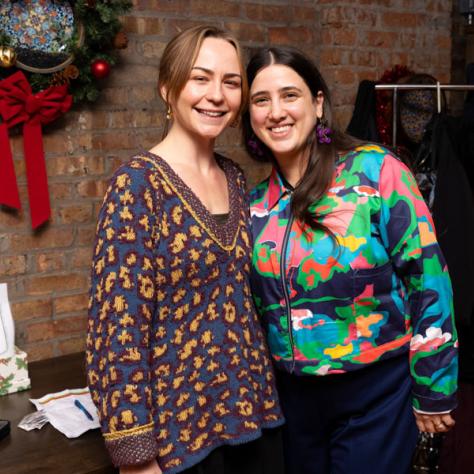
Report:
250,86,302,100
191,67,242,79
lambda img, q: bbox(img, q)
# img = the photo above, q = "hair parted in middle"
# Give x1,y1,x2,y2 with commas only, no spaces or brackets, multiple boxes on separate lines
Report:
158,25,248,117
242,46,362,234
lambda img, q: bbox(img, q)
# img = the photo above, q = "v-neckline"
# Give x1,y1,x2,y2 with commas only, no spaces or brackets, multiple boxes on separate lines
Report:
139,151,242,251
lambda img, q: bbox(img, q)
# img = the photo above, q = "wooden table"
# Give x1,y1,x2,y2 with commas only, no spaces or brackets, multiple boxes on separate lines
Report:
0,352,116,474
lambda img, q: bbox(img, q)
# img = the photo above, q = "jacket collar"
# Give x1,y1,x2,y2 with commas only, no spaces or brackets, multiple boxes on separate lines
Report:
267,166,293,210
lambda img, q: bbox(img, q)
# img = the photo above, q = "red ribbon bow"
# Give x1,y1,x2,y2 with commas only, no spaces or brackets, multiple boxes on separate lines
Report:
0,71,72,229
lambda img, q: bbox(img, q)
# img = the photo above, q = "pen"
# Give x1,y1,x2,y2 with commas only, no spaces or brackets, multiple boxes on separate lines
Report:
74,399,94,421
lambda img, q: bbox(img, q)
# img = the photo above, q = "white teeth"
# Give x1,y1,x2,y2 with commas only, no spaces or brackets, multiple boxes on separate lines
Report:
271,125,291,133
197,109,225,117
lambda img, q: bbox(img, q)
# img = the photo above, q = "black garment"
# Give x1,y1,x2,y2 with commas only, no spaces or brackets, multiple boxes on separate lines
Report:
426,114,474,329
415,113,474,382
346,80,380,142
276,356,418,474
181,429,284,474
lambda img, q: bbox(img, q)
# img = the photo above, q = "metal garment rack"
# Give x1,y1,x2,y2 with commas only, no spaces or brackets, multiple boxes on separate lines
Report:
374,83,474,146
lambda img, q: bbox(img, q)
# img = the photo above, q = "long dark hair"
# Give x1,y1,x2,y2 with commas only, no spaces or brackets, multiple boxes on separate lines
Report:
243,47,361,233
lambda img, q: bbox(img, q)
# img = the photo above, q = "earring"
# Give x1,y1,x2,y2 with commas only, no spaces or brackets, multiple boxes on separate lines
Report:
166,105,172,120
316,117,332,144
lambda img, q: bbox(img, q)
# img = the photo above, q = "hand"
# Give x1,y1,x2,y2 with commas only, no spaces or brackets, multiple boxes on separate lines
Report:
120,459,162,474
413,411,455,433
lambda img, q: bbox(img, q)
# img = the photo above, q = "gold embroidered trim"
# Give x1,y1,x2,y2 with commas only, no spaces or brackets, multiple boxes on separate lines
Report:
104,422,154,440
138,155,240,252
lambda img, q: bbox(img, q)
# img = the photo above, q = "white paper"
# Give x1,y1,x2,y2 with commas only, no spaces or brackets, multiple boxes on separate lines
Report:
0,283,15,358
30,387,100,438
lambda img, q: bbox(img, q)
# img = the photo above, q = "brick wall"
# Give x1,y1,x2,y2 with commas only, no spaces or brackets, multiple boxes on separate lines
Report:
0,0,454,362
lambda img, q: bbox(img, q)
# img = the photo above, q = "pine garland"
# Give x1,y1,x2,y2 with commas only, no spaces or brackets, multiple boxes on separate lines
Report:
2,0,132,105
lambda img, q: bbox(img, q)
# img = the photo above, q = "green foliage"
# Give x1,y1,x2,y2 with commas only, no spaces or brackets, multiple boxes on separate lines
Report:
1,0,132,106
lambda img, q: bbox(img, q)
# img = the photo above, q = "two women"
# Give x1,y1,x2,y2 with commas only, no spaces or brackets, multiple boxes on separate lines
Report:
243,47,458,474
87,24,457,474
86,26,284,474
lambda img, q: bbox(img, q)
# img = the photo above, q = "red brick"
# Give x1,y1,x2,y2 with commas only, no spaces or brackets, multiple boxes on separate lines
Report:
68,247,93,270
320,49,344,66
57,204,93,224
9,229,74,253
0,255,27,276
141,40,167,59
244,4,287,22
54,293,89,315
47,156,105,177
11,299,52,322
333,68,356,86
224,22,267,43
49,183,73,200
382,12,417,28
122,16,164,35
76,226,96,246
332,28,357,46
0,207,25,230
269,26,312,45
366,31,399,48
189,0,240,17
76,179,110,198
58,336,86,355
25,273,87,296
27,342,55,362
36,253,64,273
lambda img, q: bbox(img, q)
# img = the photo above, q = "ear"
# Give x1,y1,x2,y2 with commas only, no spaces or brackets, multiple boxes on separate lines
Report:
159,84,169,104
315,91,324,119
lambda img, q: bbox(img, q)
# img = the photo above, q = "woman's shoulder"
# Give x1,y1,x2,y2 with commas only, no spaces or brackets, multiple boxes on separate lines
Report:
341,144,405,179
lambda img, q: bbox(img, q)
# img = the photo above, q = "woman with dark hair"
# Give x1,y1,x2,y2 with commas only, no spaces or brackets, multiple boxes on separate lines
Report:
86,26,284,474
243,46,458,474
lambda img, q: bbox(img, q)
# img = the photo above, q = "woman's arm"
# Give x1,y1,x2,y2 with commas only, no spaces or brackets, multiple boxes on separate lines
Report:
378,153,458,414
86,161,162,466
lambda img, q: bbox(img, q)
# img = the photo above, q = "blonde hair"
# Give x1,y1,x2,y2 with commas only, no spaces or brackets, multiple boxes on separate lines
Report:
158,25,248,116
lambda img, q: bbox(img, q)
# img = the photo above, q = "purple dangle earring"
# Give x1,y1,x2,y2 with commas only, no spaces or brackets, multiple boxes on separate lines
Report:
316,118,332,144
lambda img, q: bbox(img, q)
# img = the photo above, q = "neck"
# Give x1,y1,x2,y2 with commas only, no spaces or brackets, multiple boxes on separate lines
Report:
151,123,217,170
274,150,310,187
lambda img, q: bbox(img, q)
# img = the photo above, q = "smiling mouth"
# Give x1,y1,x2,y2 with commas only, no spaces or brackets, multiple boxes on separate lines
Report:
195,108,227,118
268,124,293,135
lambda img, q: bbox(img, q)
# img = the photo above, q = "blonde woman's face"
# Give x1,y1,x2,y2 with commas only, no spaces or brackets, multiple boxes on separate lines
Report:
171,37,242,140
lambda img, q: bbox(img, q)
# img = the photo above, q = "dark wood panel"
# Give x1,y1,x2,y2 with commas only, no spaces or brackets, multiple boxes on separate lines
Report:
0,352,116,474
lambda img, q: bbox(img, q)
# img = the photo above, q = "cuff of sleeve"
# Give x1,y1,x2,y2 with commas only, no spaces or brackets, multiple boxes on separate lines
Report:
412,392,457,413
104,423,158,467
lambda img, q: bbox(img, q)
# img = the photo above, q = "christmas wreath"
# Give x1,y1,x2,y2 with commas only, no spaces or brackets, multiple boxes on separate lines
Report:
0,0,132,105
0,0,132,229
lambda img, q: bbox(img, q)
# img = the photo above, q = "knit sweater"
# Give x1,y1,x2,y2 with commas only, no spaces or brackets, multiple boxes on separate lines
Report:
86,152,284,473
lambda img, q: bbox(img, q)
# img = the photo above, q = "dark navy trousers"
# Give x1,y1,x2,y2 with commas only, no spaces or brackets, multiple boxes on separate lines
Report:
276,355,419,474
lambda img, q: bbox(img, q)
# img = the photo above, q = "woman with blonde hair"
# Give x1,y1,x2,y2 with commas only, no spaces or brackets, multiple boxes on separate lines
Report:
86,26,284,474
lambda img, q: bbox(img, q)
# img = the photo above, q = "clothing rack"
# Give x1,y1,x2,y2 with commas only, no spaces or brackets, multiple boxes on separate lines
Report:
374,83,474,146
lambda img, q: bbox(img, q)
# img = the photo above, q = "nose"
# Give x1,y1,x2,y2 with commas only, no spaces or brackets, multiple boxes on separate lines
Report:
207,79,224,103
268,98,286,121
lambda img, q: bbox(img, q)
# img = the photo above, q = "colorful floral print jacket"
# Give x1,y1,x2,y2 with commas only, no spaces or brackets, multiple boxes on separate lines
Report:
249,145,458,413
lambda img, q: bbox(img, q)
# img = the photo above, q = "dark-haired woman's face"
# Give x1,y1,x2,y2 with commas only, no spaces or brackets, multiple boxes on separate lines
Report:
249,64,322,164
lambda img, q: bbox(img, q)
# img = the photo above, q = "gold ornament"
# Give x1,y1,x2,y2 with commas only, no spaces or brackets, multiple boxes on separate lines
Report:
0,46,16,68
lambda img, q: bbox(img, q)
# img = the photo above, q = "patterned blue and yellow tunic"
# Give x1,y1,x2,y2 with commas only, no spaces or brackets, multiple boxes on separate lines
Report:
250,145,458,413
86,152,284,473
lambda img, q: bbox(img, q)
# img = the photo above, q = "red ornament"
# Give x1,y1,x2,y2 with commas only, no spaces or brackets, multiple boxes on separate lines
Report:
91,59,111,79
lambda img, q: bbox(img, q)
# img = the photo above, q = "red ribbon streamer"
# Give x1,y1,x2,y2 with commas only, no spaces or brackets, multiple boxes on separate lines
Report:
0,71,72,229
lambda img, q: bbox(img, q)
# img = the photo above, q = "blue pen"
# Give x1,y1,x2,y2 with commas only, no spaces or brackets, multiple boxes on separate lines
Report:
74,399,94,421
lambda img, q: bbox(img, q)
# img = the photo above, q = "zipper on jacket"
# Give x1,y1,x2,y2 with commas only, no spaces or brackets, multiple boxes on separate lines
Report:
280,204,296,372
